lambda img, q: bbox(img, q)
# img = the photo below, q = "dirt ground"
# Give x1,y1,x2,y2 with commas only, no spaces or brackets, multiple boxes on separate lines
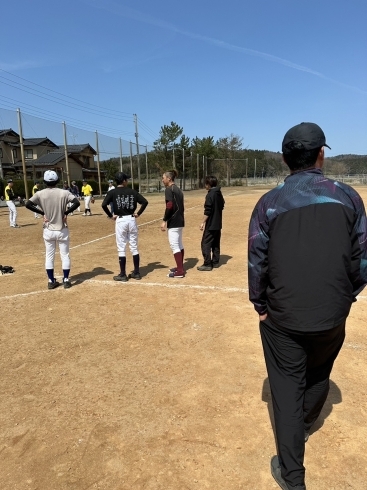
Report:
1,186,366,490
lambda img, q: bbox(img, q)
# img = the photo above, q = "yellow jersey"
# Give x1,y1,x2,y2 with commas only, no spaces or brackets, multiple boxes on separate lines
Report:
82,184,93,196
5,185,15,201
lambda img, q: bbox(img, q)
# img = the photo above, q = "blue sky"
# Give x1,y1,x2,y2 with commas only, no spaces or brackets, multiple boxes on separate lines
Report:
1,0,366,156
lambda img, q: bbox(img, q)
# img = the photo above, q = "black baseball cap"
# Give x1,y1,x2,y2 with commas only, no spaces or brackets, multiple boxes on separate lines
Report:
282,122,331,152
115,172,130,182
7,178,13,183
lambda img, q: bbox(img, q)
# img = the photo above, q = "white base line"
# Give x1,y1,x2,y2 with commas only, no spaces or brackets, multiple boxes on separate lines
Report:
1,281,365,302
69,203,203,251
87,278,248,293
0,280,248,301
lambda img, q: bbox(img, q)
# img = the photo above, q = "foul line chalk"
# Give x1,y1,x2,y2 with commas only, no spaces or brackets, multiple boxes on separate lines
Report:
0,280,248,301
69,203,202,251
86,279,248,293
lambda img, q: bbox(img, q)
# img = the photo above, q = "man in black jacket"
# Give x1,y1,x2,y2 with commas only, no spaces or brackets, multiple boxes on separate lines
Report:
248,122,367,490
197,175,225,271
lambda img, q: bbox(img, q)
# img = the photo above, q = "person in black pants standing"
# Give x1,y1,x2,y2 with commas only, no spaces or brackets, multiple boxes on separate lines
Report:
197,175,225,271
248,122,367,489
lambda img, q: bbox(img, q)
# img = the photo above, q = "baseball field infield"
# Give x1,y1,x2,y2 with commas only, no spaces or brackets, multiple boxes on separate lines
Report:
1,187,366,489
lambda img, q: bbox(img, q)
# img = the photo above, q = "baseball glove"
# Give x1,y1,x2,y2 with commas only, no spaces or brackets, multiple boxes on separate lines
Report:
91,197,95,204
0,265,15,274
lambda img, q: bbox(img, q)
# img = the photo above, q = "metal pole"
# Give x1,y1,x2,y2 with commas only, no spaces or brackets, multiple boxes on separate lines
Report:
202,156,205,186
145,145,149,192
245,158,248,186
197,153,199,189
254,158,256,182
133,114,141,192
182,148,185,191
17,108,29,199
63,122,71,187
95,131,102,196
172,147,176,168
190,151,193,190
119,138,123,172
0,155,3,180
129,141,134,188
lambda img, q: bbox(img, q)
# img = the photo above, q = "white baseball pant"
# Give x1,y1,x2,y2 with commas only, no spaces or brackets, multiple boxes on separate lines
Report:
84,196,92,211
168,227,184,254
6,201,17,226
115,216,139,256
43,228,71,270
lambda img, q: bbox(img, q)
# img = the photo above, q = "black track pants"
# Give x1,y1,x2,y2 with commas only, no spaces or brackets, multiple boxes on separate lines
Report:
201,229,221,266
260,317,346,487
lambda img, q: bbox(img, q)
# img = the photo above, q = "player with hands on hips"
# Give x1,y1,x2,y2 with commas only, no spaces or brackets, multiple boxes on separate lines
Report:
25,170,80,289
101,172,148,282
161,169,185,278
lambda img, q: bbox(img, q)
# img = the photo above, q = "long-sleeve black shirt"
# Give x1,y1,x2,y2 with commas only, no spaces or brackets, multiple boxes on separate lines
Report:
204,186,225,230
163,184,184,228
248,169,367,332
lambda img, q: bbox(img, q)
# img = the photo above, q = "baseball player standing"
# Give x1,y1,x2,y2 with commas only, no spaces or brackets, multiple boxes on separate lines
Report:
70,181,81,213
25,170,80,289
107,179,115,215
197,175,225,271
32,181,41,218
160,169,185,278
81,179,93,216
4,178,20,228
101,172,148,281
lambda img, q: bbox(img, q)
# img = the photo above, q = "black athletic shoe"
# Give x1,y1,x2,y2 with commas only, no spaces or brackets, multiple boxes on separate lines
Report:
48,280,60,290
212,263,220,268
63,279,72,289
304,431,309,442
197,264,213,271
271,456,306,490
113,274,128,282
128,272,141,280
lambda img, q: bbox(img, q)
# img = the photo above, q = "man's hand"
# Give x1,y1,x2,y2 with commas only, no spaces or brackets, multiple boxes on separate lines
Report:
259,313,268,321
199,222,205,231
160,221,166,232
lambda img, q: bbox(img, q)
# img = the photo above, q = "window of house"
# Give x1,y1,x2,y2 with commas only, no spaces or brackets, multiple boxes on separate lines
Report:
12,148,17,160
25,149,33,159
0,148,3,159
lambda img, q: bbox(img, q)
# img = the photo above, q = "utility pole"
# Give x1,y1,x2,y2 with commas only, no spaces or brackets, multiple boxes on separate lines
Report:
63,122,71,187
95,131,102,196
245,158,248,186
129,141,134,188
182,148,185,191
145,145,149,192
119,138,123,172
17,108,29,199
133,114,141,192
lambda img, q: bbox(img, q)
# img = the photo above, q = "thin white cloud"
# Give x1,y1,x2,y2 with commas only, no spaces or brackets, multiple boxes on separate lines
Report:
82,0,367,95
0,61,41,71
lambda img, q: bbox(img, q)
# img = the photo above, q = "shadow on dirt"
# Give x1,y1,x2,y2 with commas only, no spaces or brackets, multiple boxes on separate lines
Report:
72,267,114,285
261,377,342,439
137,261,167,277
